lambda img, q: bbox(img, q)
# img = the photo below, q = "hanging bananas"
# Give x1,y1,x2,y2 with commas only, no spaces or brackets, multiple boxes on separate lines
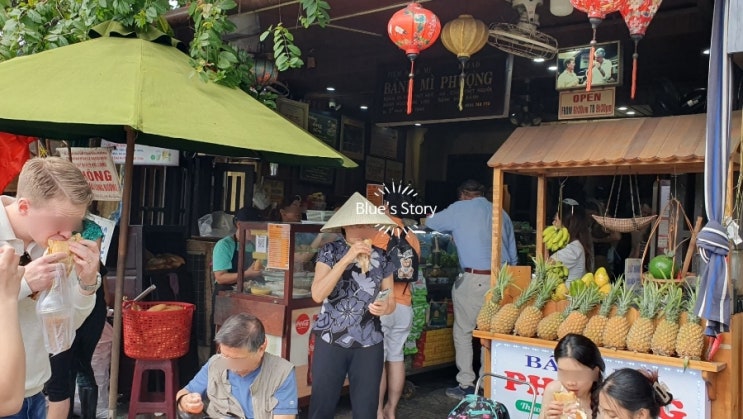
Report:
542,225,570,252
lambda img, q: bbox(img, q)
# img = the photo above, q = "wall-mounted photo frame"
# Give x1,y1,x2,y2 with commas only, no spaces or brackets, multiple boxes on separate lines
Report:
365,156,385,182
555,40,622,91
384,160,403,183
276,98,309,129
340,116,365,160
299,166,334,185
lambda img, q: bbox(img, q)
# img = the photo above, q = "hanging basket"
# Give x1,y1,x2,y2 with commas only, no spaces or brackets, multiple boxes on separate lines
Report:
591,214,658,233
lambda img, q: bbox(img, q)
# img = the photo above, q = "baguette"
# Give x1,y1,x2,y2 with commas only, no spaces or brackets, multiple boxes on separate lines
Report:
356,239,373,274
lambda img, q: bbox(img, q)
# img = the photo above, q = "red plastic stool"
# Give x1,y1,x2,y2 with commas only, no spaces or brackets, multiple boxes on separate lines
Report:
128,359,179,419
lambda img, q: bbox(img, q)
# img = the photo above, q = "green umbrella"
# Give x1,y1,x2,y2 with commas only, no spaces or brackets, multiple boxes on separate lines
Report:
0,22,355,418
0,22,355,168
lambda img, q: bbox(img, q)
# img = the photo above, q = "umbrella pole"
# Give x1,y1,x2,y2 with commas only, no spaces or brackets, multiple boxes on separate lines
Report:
108,127,136,419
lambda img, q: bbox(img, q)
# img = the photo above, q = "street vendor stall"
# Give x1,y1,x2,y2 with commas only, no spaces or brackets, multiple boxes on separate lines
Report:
213,221,331,404
477,111,742,418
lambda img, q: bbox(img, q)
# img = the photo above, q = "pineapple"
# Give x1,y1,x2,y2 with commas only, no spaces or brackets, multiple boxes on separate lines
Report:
514,273,561,337
675,281,705,360
557,281,603,339
476,287,497,331
537,307,568,341
602,281,636,349
475,264,513,331
488,266,518,332
651,284,684,356
491,273,542,334
626,282,665,353
583,277,623,346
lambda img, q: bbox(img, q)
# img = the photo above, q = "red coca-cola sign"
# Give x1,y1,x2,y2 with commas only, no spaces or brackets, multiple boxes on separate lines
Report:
296,313,311,335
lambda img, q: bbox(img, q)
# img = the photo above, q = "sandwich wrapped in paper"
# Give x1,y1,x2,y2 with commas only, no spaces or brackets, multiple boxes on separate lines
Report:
47,233,82,276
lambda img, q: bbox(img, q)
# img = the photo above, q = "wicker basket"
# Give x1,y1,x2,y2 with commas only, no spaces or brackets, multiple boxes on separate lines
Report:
591,214,658,233
123,301,194,360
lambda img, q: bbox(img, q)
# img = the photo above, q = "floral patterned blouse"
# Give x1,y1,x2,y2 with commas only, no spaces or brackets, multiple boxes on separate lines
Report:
312,238,395,348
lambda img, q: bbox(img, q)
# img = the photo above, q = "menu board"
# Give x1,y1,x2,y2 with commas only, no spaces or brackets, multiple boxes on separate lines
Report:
267,223,291,271
375,53,512,126
308,112,339,148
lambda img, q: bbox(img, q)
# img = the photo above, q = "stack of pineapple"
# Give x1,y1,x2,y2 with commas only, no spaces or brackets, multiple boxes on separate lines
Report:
477,259,706,360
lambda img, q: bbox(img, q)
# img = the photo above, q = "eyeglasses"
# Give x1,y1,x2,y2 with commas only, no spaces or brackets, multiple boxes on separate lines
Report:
19,252,31,266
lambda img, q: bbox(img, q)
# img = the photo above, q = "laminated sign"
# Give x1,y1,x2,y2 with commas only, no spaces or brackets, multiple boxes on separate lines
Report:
57,148,122,201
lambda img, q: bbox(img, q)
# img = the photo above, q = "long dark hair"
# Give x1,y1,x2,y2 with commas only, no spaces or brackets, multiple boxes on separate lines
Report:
598,368,674,418
554,334,605,419
559,202,593,273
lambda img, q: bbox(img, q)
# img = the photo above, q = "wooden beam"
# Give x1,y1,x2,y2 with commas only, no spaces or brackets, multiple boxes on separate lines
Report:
536,175,547,259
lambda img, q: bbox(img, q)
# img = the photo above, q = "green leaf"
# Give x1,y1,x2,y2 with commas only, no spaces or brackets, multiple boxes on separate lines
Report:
259,28,271,42
287,44,301,56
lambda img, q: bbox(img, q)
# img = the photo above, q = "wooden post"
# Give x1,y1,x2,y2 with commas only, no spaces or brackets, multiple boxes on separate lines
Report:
108,127,136,419
537,175,547,259
491,169,504,284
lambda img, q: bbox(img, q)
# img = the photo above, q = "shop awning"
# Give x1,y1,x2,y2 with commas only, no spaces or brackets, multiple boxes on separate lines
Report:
488,111,742,176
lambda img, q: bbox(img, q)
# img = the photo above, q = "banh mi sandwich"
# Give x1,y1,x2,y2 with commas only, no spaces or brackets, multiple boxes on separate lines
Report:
47,233,82,276
553,390,587,419
356,239,373,274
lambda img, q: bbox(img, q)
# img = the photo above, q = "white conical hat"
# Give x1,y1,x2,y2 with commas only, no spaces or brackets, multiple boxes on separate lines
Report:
321,192,397,233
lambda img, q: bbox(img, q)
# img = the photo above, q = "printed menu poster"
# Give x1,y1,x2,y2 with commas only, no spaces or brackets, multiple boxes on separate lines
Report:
267,223,291,271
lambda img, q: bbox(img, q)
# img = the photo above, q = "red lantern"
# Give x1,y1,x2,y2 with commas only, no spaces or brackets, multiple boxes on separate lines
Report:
387,2,441,115
620,0,663,99
570,0,623,91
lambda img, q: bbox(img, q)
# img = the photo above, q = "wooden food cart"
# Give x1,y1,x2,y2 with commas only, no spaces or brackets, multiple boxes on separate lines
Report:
478,112,742,418
213,221,329,404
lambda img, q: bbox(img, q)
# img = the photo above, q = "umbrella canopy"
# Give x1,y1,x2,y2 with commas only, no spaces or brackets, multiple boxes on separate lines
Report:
0,22,356,168
697,0,732,337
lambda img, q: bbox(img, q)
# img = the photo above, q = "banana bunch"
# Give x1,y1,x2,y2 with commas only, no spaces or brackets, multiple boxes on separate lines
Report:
546,260,569,283
542,225,570,252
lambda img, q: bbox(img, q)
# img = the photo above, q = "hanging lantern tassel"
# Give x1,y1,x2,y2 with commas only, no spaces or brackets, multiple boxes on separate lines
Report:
406,55,417,115
458,58,468,111
585,25,598,92
631,38,640,99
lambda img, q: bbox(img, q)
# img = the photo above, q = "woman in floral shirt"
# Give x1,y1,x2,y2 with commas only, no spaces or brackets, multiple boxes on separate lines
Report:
308,192,397,419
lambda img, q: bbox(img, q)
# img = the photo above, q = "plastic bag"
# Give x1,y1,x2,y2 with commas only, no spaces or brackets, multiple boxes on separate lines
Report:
198,211,235,237
36,263,76,355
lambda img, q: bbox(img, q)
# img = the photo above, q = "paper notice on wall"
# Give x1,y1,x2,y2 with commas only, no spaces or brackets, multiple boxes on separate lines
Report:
267,223,291,270
57,147,122,201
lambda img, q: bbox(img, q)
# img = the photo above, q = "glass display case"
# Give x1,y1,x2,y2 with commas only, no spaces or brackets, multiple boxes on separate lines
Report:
213,221,340,404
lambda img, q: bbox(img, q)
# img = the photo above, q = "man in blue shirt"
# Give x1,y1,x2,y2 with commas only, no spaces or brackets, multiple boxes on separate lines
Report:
425,179,517,400
177,313,298,419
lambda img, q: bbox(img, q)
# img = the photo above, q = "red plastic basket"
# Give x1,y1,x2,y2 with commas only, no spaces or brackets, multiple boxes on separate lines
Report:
123,301,194,360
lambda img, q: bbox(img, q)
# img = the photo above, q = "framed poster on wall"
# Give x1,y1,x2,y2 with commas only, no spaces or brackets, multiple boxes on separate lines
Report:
299,166,334,185
340,116,365,160
276,98,309,129
384,160,403,183
365,156,385,182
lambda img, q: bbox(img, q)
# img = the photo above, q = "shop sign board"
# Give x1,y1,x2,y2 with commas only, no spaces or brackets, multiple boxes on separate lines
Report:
100,139,179,166
558,87,615,120
375,54,513,126
490,341,708,419
57,147,121,201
